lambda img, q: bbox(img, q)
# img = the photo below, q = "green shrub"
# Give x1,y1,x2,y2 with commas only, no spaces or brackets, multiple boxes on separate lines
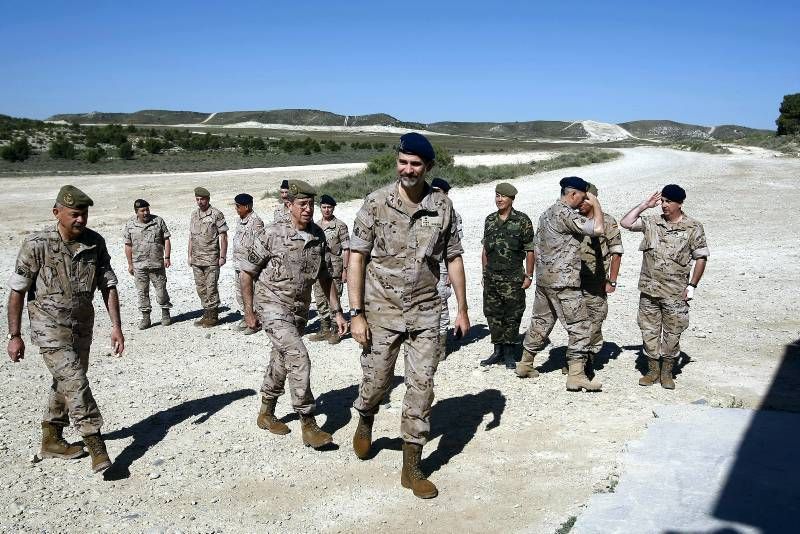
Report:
777,93,800,135
118,141,134,159
143,137,163,154
49,136,76,159
84,147,105,163
1,137,32,162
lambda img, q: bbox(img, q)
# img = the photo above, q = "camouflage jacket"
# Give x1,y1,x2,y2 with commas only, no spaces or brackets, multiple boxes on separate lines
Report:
483,208,535,275
239,221,330,323
233,211,265,270
8,225,118,349
580,213,624,294
123,214,170,270
189,206,228,266
316,216,350,278
350,180,464,331
273,204,290,224
630,213,709,298
535,200,596,289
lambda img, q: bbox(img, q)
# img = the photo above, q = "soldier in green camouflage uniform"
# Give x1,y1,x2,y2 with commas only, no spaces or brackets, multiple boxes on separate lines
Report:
621,185,708,389
232,193,264,335
480,182,535,369
124,199,172,330
240,180,347,449
6,185,125,473
188,186,228,327
577,183,623,372
309,194,350,344
516,176,607,392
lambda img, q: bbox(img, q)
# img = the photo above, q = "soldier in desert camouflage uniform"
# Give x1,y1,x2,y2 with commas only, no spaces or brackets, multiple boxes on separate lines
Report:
273,179,291,224
621,184,708,389
124,199,172,330
188,186,228,327
308,194,350,345
348,133,470,499
6,185,125,473
231,193,264,335
574,183,623,373
480,182,535,369
515,176,607,392
240,180,347,449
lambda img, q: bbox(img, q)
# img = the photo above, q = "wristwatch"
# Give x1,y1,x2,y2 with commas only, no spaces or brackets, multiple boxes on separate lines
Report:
351,308,364,317
607,280,617,287
524,273,533,280
6,333,21,340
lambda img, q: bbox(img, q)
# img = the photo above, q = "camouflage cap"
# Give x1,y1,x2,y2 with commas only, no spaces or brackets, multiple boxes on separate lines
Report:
288,180,316,199
194,186,210,198
56,185,93,208
587,183,599,197
495,182,517,198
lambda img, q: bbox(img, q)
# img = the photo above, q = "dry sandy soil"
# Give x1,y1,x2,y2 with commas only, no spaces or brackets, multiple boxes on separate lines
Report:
1,147,798,533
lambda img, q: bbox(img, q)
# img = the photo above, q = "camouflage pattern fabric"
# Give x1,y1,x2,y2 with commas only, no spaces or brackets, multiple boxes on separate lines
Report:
189,206,228,266
41,346,103,435
535,200,595,289
353,325,441,446
192,265,220,309
232,212,265,270
123,214,170,270
637,294,689,360
579,213,624,295
483,272,526,344
437,211,462,335
584,292,608,354
260,318,316,415
312,279,343,324
483,208,535,274
522,286,591,361
317,215,350,279
349,180,464,332
273,204,290,224
134,268,171,313
629,213,709,298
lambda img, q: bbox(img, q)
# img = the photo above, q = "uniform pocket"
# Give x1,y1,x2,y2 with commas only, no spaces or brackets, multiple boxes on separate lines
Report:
74,257,97,292
557,290,588,324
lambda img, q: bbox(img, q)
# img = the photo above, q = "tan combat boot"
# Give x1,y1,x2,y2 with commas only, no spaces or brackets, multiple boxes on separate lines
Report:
566,358,602,392
161,308,171,327
352,414,373,460
515,349,539,378
639,358,661,386
193,309,209,327
202,307,219,328
401,442,438,499
660,358,676,389
300,414,333,449
40,422,85,460
256,397,290,435
309,319,331,342
138,312,151,330
83,433,112,473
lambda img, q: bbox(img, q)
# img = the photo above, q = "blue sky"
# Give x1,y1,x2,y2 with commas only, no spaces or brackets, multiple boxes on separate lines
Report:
1,0,797,129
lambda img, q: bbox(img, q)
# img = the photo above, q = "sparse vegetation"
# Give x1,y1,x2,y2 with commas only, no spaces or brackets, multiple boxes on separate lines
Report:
555,515,577,534
0,137,32,162
48,136,76,159
671,139,731,154
734,133,800,156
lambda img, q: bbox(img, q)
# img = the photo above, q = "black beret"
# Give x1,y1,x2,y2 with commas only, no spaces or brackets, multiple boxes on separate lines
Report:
320,194,336,206
430,178,451,192
559,176,590,192
398,132,435,163
280,179,289,190
661,184,686,203
133,199,150,210
234,193,253,205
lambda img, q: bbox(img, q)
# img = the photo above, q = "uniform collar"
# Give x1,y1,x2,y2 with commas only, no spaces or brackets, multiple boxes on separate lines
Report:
386,180,439,216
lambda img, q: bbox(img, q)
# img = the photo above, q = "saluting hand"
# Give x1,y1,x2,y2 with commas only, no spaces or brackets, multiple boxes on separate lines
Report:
644,191,661,209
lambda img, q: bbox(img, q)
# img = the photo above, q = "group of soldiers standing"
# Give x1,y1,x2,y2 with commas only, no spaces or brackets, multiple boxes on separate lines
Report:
5,132,707,500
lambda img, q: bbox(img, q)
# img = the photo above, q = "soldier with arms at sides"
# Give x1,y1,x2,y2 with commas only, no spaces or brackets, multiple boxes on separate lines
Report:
232,193,264,335
188,186,228,327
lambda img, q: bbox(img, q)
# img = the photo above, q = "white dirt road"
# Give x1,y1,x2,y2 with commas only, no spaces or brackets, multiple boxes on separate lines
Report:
1,147,798,533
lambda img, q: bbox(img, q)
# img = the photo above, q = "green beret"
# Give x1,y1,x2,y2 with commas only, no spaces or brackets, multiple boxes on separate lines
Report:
56,185,93,208
587,183,599,197
495,182,517,198
194,187,210,198
288,180,316,199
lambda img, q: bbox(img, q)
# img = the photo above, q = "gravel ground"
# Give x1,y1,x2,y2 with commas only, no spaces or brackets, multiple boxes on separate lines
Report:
0,147,798,533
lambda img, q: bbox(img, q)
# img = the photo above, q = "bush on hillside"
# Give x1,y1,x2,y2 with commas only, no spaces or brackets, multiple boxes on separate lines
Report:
118,141,134,159
84,147,105,163
1,137,32,162
49,136,76,159
777,93,800,136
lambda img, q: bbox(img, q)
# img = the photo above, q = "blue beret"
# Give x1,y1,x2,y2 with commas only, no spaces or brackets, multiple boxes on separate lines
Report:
661,184,686,203
320,194,336,206
234,193,253,205
430,178,451,192
398,132,435,162
280,179,289,189
559,176,590,192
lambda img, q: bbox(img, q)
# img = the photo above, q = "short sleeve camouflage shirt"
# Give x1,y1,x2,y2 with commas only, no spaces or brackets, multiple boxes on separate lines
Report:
579,213,624,294
189,206,228,266
232,211,265,270
273,204,290,224
535,200,596,289
123,214,171,270
317,216,350,278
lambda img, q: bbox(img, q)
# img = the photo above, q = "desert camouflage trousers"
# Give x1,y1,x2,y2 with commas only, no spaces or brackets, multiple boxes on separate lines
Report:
483,271,526,344
584,291,609,355
637,293,690,360
354,325,442,445
261,318,316,415
312,279,344,323
134,267,172,313
522,286,591,361
436,273,452,336
191,264,220,310
40,345,103,436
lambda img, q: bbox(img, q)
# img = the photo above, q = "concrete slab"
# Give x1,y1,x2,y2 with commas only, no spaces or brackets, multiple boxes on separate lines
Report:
573,405,800,534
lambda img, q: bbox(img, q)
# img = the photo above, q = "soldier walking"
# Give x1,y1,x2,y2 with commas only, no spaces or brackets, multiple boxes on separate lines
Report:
188,186,228,327
240,180,347,449
6,185,125,473
232,193,264,335
348,133,470,499
273,179,291,224
480,182,535,369
620,185,708,389
308,194,350,344
123,199,173,330
515,177,606,392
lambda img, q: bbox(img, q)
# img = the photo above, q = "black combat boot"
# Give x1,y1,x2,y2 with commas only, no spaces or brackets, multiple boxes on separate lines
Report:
502,344,517,369
480,345,503,366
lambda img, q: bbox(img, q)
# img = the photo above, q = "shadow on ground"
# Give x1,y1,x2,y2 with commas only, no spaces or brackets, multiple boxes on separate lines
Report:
102,388,256,480
171,306,232,326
